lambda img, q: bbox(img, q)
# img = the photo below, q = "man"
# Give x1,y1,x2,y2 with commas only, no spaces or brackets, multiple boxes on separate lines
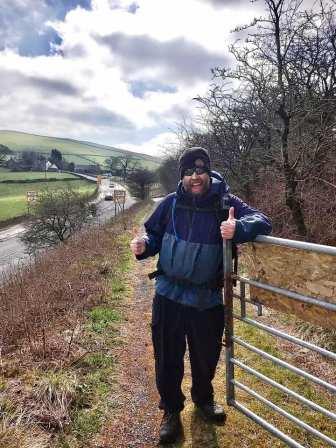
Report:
130,147,271,444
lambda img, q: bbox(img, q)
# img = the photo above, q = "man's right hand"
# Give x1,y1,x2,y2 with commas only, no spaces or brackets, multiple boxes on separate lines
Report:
130,237,146,256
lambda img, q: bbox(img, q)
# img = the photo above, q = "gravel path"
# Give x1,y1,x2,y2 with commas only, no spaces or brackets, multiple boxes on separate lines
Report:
97,256,161,447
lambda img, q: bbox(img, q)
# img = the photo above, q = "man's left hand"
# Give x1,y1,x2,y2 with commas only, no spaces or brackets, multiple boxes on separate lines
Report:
220,207,236,240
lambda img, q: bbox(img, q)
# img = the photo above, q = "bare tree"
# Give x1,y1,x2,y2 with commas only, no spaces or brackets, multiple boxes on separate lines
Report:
157,154,180,193
0,144,12,166
194,0,336,237
117,156,139,181
125,168,157,199
21,187,94,253
105,156,119,175
193,86,274,200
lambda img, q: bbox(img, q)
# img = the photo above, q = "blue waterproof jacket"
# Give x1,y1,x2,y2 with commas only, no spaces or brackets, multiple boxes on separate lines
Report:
138,172,272,309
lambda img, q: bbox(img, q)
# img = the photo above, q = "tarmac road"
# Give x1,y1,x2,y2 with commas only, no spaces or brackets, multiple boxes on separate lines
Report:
0,224,28,278
0,178,136,278
95,179,136,223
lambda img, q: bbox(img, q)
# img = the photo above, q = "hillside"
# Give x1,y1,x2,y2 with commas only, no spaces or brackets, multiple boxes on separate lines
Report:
0,130,160,170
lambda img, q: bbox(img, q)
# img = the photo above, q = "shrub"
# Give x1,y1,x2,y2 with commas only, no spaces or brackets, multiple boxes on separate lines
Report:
21,187,94,253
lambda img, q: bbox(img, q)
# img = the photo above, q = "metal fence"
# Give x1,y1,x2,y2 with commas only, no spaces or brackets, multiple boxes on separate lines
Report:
223,235,336,448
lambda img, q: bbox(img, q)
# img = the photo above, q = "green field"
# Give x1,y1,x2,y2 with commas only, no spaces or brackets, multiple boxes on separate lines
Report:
0,170,78,182
0,179,97,222
0,130,160,170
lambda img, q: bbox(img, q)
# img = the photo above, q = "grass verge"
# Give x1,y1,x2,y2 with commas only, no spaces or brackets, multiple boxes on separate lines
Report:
175,300,336,448
0,200,153,448
227,307,335,446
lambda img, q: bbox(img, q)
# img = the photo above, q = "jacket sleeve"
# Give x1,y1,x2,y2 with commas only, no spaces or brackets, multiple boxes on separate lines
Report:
229,194,272,244
136,195,173,260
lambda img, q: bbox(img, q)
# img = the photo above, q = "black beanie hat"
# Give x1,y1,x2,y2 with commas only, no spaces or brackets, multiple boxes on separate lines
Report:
179,147,211,179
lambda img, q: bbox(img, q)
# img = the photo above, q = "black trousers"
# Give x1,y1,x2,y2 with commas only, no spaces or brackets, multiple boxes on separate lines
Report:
151,294,225,413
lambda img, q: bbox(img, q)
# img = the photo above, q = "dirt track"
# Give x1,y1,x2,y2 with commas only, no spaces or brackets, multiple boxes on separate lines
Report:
96,254,232,448
97,256,161,447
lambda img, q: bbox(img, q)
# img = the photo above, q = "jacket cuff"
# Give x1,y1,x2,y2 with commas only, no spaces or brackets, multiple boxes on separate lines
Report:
233,220,247,244
135,243,151,260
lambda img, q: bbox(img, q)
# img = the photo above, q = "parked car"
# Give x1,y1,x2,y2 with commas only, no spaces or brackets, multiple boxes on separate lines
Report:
104,193,113,201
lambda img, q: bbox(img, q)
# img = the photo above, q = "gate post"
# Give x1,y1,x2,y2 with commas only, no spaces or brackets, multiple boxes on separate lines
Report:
224,239,235,405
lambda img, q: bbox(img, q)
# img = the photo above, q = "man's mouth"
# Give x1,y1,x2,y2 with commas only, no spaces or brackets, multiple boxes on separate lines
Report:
190,182,203,192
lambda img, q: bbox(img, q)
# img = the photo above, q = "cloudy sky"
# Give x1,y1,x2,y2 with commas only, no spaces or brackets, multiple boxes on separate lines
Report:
0,0,266,156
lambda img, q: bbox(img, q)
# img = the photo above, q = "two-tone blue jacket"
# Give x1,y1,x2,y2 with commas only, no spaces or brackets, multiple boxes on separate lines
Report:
138,172,272,310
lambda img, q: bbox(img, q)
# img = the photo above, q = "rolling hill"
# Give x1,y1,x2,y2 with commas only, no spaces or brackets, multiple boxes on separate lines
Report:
0,130,160,170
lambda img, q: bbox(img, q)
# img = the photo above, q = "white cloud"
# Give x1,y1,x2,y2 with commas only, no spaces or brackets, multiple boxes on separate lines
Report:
0,0,266,156
119,131,179,156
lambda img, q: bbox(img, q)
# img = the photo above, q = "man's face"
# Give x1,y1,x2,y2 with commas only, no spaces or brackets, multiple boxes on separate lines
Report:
182,158,210,196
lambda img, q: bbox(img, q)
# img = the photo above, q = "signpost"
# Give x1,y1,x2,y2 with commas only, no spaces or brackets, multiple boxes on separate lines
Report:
26,191,38,214
113,189,126,215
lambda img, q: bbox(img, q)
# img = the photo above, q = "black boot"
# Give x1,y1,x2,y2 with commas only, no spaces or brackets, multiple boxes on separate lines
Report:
197,401,226,424
159,411,182,444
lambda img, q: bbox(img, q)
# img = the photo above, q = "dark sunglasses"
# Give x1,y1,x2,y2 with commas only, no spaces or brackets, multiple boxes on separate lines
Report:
183,167,208,176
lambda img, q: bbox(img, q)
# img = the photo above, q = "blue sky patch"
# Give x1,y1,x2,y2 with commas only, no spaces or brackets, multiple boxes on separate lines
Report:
129,80,177,98
45,0,92,20
0,0,92,56
128,2,139,14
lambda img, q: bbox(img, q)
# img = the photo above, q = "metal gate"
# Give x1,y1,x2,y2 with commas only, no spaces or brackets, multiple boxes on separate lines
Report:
223,236,336,447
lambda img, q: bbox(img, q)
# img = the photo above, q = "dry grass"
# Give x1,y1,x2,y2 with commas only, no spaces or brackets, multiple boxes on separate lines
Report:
0,201,147,446
295,320,336,352
0,421,49,448
0,205,142,364
31,371,79,429
0,398,50,448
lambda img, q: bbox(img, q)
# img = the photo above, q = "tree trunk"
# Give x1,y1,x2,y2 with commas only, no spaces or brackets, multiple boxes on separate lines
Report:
270,0,308,239
281,115,308,238
284,176,307,238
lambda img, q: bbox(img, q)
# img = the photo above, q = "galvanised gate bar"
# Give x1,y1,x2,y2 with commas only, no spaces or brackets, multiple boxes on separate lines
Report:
223,235,336,448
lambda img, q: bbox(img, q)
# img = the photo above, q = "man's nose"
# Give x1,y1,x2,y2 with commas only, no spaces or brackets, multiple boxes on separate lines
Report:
191,171,198,179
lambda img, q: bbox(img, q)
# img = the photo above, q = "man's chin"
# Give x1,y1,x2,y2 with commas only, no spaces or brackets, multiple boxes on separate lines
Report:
190,186,205,195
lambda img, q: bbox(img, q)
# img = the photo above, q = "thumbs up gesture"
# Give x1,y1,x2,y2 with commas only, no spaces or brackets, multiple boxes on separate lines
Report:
220,207,236,240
